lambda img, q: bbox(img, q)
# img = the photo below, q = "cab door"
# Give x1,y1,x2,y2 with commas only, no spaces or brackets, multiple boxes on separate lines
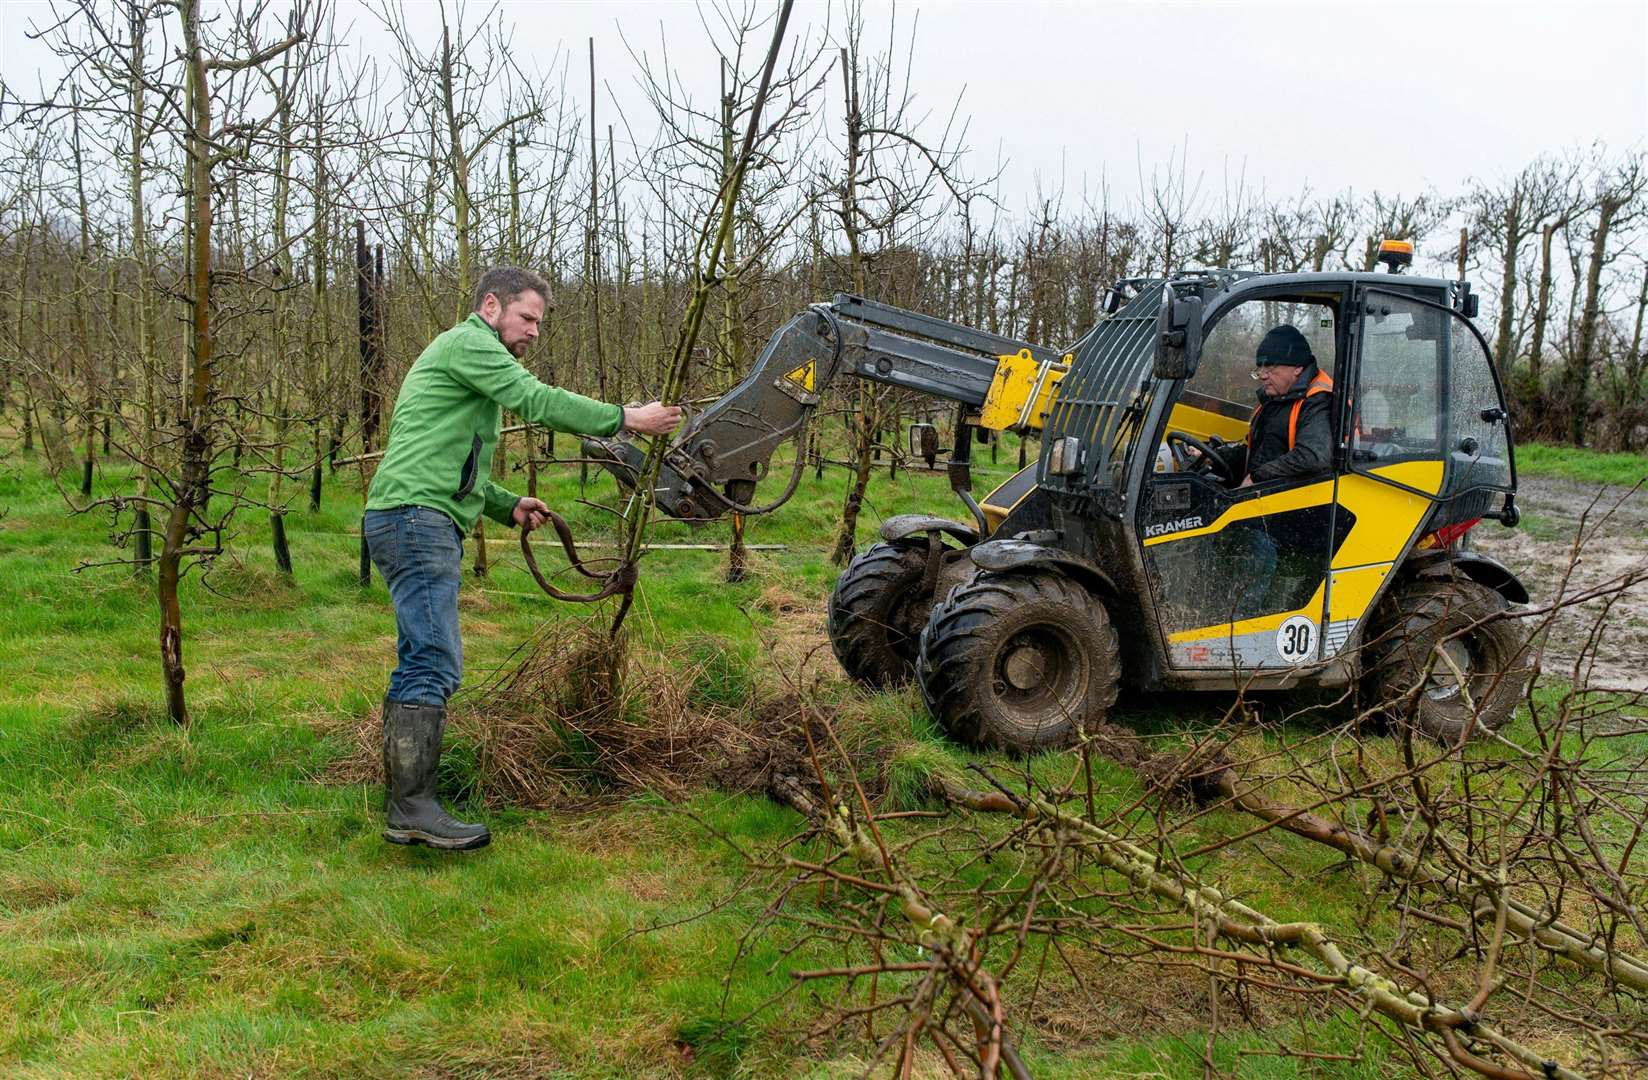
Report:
1139,291,1350,671
1321,287,1517,659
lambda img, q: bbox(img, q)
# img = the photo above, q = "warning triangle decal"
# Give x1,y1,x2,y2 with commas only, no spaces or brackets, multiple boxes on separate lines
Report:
784,359,816,392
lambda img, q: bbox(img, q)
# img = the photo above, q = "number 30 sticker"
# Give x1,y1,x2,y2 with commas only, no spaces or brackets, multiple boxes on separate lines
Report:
1275,616,1317,663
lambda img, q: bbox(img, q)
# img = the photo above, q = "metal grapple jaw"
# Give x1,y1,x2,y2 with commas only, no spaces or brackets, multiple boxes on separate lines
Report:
583,307,841,524
581,435,646,492
580,432,728,524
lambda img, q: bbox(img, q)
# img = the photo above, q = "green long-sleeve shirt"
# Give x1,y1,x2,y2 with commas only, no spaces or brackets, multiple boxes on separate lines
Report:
366,313,623,531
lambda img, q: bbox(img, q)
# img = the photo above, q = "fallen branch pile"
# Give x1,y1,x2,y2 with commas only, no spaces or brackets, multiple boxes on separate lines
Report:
934,773,1593,1079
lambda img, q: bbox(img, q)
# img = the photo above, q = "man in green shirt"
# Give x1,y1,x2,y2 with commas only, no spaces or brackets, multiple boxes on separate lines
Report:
365,267,681,850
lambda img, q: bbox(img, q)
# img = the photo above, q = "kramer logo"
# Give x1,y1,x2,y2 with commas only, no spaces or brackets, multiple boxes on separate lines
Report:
1145,515,1204,538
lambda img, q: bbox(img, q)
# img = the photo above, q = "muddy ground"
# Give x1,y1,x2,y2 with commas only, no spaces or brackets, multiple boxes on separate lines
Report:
1472,473,1648,692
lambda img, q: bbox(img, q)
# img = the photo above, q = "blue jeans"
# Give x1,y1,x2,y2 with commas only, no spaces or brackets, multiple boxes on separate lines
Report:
364,506,464,706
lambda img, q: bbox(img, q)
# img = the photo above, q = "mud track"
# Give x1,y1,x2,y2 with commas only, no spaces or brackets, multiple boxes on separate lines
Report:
1472,473,1648,692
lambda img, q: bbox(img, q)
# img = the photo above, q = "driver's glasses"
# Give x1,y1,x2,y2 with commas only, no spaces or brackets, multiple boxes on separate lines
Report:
1249,369,1265,380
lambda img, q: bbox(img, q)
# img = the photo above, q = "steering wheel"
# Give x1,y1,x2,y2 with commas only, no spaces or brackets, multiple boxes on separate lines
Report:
1165,431,1236,483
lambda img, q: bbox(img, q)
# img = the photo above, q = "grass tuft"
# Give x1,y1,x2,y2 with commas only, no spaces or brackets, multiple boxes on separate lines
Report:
674,1013,753,1074
202,558,305,610
330,617,740,809
62,696,165,761
686,639,755,711
883,738,954,810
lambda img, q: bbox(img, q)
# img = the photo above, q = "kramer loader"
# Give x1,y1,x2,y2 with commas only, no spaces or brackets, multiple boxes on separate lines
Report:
591,242,1532,753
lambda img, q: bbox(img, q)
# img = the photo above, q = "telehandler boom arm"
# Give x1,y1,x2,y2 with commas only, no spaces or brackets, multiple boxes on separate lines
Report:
589,293,1068,523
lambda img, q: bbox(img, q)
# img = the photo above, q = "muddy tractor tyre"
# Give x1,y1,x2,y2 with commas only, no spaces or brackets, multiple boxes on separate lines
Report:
828,541,938,689
1364,578,1531,744
916,571,1120,754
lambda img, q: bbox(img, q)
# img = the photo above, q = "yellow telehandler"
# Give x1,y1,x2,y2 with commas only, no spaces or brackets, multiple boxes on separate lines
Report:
592,241,1530,752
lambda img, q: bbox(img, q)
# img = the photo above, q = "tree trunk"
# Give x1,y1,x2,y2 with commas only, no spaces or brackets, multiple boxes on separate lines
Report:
71,91,97,499
727,513,748,584
15,213,31,453
270,61,296,575
830,45,876,566
1527,218,1563,392
578,38,605,493
439,20,472,318
832,413,879,566
307,102,329,514
309,421,324,511
356,220,381,451
158,0,215,726
272,514,293,575
1494,199,1522,366
719,66,750,585
1568,195,1620,444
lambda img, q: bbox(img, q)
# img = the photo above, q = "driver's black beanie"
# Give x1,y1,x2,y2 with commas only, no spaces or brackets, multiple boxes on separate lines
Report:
1255,325,1315,367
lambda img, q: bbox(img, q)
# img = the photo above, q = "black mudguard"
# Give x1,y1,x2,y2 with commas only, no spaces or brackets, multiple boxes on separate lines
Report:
880,514,979,546
1406,549,1530,605
968,538,1118,598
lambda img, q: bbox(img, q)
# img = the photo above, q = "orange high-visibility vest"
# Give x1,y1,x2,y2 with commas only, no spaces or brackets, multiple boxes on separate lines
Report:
1248,370,1335,453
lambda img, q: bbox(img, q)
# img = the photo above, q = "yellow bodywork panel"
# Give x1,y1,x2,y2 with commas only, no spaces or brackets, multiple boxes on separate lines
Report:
1331,461,1442,569
1164,400,1249,444
1167,594,1328,645
1325,564,1391,633
979,350,1070,433
1142,478,1336,548
978,463,1039,536
1157,459,1444,649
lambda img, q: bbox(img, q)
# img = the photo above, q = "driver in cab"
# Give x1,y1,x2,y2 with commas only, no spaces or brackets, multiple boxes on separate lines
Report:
1195,325,1335,489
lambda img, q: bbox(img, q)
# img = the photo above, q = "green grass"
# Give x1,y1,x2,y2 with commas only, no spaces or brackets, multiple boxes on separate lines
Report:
2,437,1613,1077
1516,442,1648,486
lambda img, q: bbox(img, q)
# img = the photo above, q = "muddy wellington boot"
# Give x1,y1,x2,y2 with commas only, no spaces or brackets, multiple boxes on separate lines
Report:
381,699,490,850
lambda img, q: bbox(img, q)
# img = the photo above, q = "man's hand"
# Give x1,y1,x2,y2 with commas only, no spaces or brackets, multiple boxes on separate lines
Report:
622,401,684,436
513,496,551,532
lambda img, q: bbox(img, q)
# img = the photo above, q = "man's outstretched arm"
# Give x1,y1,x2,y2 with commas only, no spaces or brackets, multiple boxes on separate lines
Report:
481,404,684,531
621,402,684,435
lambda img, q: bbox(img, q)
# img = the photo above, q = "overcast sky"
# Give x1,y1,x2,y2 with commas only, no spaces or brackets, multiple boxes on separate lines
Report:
4,0,1645,215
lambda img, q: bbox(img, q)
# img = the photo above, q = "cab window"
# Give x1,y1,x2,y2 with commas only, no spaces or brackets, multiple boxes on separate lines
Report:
1354,297,1443,463
1170,295,1340,445
1354,290,1512,494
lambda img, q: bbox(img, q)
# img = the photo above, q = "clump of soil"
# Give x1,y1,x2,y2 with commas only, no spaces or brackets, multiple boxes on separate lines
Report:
711,695,863,818
1080,720,1156,770
1076,719,1233,807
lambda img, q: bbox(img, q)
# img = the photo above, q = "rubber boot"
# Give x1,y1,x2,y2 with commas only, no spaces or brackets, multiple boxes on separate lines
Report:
381,699,490,850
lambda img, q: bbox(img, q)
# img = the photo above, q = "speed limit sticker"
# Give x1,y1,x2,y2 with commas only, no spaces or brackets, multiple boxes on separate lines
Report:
1275,616,1318,663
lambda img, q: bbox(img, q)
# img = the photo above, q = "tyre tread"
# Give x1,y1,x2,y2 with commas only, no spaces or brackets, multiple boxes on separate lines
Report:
917,571,1120,753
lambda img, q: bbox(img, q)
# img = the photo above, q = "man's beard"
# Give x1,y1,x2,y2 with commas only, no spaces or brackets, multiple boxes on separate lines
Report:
504,336,529,358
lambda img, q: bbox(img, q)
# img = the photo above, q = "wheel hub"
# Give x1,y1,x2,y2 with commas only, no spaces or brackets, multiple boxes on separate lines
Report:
1424,638,1474,701
1001,642,1047,691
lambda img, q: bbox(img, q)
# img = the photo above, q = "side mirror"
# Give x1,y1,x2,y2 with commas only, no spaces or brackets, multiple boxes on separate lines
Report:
909,422,939,467
1455,281,1480,319
1100,285,1124,316
1152,286,1203,380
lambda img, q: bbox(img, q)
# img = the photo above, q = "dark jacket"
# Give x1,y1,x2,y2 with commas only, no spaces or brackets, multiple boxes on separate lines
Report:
1214,364,1335,484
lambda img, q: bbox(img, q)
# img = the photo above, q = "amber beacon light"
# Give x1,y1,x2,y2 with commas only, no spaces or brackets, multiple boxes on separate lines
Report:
1376,238,1414,273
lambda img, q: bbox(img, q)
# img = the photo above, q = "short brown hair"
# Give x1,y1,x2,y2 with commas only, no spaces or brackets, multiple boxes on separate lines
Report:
472,267,551,312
